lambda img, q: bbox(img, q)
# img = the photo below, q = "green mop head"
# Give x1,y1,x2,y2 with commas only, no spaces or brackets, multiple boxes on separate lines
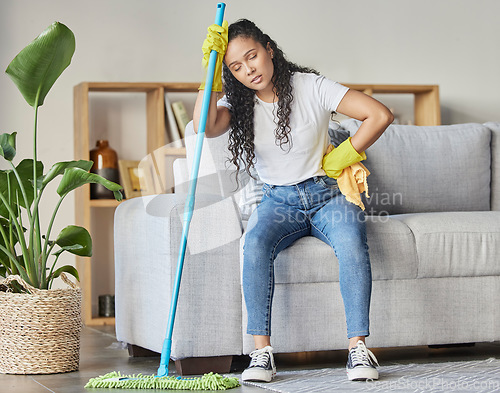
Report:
85,371,240,390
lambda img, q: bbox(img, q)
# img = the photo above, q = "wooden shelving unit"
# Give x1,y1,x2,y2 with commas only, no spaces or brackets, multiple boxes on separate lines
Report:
73,82,199,326
73,82,439,326
343,84,440,126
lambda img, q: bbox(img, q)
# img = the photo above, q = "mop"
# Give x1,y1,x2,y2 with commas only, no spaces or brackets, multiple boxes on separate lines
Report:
85,3,239,390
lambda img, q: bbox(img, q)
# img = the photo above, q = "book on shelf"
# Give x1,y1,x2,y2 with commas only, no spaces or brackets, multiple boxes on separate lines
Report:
164,94,183,148
171,101,191,138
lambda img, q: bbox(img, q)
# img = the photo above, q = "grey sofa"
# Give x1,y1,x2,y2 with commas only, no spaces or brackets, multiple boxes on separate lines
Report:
114,120,500,373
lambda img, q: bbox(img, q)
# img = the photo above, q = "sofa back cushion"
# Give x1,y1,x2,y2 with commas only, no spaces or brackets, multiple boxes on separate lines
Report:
484,122,500,211
180,120,493,216
341,120,492,215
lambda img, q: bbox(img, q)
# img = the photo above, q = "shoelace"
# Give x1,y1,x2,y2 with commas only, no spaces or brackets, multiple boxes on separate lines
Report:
248,347,272,368
350,342,379,367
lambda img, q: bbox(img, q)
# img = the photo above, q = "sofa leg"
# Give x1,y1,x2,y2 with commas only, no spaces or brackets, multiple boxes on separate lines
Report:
125,345,233,376
175,356,233,376
428,343,476,349
127,344,160,357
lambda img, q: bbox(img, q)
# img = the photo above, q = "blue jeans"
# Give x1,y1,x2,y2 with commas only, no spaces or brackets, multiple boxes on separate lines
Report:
243,176,372,339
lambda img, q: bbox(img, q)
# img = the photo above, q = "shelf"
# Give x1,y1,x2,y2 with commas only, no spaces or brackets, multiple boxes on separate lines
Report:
163,146,187,156
90,199,122,208
81,81,200,93
343,84,440,126
85,317,115,327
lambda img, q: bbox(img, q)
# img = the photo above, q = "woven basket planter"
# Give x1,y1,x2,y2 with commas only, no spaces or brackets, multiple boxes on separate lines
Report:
0,275,82,374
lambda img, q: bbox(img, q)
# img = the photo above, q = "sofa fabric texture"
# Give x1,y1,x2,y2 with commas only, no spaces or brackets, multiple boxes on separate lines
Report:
341,119,492,215
115,121,500,360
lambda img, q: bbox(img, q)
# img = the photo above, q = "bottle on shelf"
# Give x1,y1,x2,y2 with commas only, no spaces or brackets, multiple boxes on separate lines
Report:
89,140,120,199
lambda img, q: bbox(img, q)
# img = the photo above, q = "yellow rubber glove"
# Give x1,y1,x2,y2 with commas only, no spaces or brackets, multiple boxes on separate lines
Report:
199,21,228,92
322,137,367,179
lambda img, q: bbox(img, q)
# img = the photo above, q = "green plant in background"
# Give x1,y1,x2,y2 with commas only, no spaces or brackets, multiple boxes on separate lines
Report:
0,22,122,291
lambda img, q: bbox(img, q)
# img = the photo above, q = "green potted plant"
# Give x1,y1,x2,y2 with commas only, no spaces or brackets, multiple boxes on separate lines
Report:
0,22,122,374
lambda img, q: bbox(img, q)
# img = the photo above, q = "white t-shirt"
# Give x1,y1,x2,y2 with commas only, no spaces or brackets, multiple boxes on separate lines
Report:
217,72,349,185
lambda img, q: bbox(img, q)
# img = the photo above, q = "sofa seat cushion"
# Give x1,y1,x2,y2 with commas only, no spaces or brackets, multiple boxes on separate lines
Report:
366,215,419,280
240,215,417,284
393,211,500,278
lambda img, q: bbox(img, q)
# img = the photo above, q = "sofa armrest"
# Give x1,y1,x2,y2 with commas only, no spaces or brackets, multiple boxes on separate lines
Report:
114,193,243,359
173,158,188,190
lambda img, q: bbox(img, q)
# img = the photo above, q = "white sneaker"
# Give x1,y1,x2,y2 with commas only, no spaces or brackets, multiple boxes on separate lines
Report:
346,340,379,381
241,346,276,382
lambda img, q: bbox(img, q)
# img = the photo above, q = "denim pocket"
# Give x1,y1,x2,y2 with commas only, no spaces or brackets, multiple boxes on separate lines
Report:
262,183,275,197
315,175,338,190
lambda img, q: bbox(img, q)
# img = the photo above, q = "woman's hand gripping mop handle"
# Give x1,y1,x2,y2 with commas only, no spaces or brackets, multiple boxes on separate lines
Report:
157,2,226,378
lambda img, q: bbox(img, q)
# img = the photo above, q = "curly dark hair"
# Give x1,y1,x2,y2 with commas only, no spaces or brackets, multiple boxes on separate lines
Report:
222,19,318,182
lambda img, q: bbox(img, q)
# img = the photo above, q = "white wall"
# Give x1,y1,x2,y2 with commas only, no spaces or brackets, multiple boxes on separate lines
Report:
1,0,499,292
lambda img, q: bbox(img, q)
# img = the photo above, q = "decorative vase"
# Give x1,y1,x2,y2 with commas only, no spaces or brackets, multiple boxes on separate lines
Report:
89,140,120,199
0,275,82,374
98,294,115,317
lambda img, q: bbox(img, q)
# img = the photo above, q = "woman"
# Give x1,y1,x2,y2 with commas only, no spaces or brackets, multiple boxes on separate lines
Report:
193,19,393,382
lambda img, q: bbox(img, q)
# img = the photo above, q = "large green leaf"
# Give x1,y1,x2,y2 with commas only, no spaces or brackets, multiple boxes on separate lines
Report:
49,265,79,282
0,132,17,161
54,225,92,257
14,159,44,195
57,167,123,200
5,22,75,108
0,160,43,218
42,160,93,188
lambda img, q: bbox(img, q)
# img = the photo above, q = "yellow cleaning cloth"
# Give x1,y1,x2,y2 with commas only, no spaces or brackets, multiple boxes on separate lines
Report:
336,162,370,211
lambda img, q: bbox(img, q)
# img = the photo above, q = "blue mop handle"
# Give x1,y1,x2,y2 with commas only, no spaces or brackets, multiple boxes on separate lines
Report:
157,2,226,378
